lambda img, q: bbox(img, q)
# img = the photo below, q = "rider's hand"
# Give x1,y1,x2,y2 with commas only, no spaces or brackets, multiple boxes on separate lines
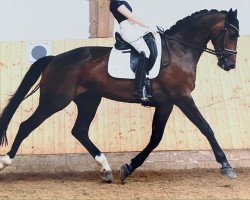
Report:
148,25,158,36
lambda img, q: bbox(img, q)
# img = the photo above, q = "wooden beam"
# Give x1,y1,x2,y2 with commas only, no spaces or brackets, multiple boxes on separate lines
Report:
89,0,114,38
108,9,114,37
89,0,99,38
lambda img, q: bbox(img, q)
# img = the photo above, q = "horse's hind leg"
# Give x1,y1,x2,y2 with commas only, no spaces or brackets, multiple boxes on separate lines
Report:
175,95,236,179
72,93,113,182
0,99,69,171
120,103,173,183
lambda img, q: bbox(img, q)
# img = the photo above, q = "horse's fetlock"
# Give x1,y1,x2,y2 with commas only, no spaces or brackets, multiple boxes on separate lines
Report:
0,155,12,170
95,153,111,171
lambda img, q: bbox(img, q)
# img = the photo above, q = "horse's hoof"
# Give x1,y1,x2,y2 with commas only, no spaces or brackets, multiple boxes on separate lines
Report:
120,164,132,184
0,155,12,171
100,169,113,183
0,162,5,170
220,167,237,179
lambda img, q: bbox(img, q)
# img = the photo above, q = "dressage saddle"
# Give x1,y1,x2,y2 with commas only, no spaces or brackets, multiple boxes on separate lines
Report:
114,32,158,73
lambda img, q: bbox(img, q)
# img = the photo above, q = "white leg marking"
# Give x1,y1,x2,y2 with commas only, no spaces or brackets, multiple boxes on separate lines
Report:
0,155,13,170
95,153,111,171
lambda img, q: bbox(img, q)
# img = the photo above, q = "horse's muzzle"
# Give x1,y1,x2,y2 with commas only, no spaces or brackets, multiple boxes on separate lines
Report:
217,58,235,71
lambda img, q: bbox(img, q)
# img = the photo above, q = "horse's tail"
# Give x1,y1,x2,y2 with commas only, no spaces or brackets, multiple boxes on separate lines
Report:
0,55,54,146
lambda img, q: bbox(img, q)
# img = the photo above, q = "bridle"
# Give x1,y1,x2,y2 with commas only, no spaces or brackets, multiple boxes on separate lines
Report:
210,23,239,60
158,15,239,62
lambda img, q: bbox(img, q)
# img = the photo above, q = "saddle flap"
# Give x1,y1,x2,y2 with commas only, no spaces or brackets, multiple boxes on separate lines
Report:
108,33,162,80
114,32,158,73
130,50,140,72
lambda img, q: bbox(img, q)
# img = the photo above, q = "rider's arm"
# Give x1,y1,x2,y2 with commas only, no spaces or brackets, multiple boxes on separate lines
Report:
117,5,148,27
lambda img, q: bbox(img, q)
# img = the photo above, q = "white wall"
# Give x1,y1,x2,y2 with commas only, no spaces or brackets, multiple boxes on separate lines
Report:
0,0,249,41
129,0,249,34
0,0,89,41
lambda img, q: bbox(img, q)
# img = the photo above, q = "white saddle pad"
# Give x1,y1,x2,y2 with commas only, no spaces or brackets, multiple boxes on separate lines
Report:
108,33,162,79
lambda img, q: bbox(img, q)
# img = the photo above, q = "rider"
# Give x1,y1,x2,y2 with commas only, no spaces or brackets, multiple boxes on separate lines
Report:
109,0,155,102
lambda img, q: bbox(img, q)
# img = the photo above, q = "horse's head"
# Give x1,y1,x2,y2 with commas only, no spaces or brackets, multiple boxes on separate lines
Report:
210,9,239,71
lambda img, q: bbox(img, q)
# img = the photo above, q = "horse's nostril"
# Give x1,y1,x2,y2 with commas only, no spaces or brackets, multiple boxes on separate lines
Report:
217,59,235,71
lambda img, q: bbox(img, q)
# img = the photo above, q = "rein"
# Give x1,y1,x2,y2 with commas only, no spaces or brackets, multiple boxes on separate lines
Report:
157,22,238,63
157,26,218,63
166,35,218,56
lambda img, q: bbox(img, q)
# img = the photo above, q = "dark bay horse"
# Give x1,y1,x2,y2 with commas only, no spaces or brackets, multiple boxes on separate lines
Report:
0,9,239,183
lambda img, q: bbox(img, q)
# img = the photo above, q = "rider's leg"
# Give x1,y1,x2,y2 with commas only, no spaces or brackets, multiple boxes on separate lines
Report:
133,51,152,101
130,38,152,101
130,37,150,58
119,21,152,101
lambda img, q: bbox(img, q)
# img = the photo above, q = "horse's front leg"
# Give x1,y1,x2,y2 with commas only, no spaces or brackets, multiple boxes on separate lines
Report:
175,95,236,179
120,103,173,183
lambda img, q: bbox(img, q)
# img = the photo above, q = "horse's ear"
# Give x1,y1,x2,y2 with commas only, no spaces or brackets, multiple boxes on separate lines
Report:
227,9,239,30
233,9,238,18
228,8,237,19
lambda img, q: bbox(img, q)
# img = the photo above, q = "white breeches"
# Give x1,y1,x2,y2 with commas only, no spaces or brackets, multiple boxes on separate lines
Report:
119,20,150,58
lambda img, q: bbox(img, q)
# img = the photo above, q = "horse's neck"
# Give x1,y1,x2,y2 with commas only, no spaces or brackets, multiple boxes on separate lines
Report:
178,13,225,47
167,13,225,72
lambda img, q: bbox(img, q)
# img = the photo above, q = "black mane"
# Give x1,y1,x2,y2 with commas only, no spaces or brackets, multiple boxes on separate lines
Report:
165,9,228,35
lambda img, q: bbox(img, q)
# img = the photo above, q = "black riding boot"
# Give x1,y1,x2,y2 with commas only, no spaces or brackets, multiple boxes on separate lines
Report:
133,52,152,102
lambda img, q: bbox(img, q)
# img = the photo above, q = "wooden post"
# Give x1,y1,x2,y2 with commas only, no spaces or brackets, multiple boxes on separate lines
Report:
89,0,114,38
108,8,114,37
89,0,99,38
